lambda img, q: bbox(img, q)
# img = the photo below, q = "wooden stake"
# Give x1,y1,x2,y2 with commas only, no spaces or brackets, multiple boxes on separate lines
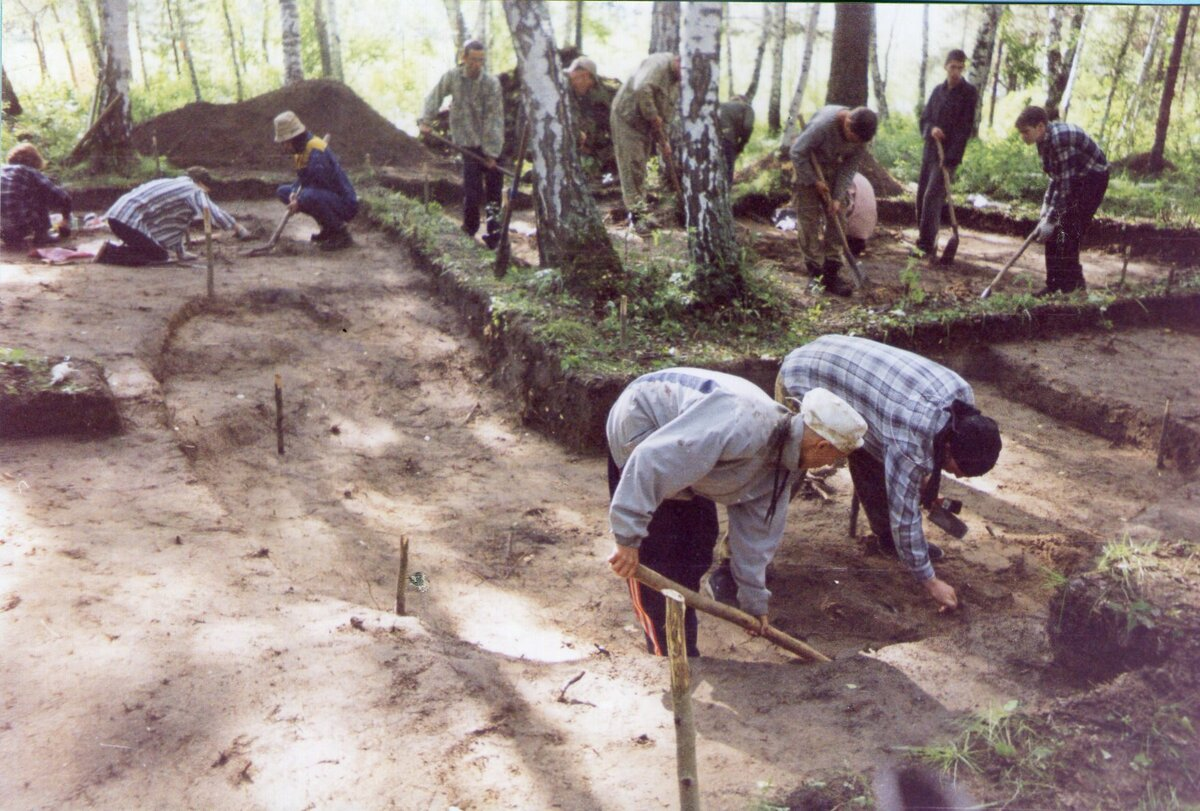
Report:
665,592,701,811
849,489,860,537
395,536,410,615
152,133,161,177
203,206,214,298
1117,243,1131,290
1157,398,1172,470
274,374,285,455
619,295,628,346
635,564,830,663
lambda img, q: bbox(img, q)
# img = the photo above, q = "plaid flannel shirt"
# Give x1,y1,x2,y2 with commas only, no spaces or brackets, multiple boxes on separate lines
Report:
1,164,72,239
778,335,975,582
1037,122,1108,224
105,177,236,256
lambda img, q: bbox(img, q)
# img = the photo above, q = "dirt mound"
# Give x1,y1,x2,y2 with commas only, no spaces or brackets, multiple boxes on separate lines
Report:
131,79,432,171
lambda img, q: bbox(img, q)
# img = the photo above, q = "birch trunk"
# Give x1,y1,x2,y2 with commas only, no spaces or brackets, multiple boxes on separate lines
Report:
279,0,304,84
681,1,742,309
129,0,147,90
1060,7,1088,121
31,18,49,82
77,0,103,78
501,0,622,305
222,0,244,100
1045,5,1083,116
314,0,333,77
720,0,732,96
94,0,133,171
743,3,769,102
1149,6,1192,173
867,4,888,120
51,3,80,88
174,0,202,101
781,3,820,152
649,1,681,55
261,0,271,64
444,0,467,53
916,3,929,116
967,3,1001,135
1119,6,1164,149
327,0,344,80
1098,6,1140,142
475,0,493,51
163,0,182,77
767,3,786,135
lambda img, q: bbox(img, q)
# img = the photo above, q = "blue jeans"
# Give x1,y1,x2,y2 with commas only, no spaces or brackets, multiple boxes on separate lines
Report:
276,184,357,231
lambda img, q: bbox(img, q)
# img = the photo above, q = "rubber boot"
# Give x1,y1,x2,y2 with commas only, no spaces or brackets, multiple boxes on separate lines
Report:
804,261,823,278
482,203,502,250
821,258,853,297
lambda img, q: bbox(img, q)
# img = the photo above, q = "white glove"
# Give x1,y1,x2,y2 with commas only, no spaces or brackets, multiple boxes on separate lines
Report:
1034,218,1056,243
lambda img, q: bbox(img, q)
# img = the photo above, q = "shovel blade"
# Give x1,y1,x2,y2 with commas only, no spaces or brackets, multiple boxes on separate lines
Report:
939,232,959,266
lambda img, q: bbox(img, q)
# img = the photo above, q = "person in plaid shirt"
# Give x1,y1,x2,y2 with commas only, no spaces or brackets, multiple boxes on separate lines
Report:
96,168,248,266
773,335,1002,612
1,143,72,248
1016,105,1109,296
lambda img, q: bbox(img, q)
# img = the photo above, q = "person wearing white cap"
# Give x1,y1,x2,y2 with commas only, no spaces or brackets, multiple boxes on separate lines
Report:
606,368,866,659
564,56,616,178
775,335,1002,612
273,110,358,251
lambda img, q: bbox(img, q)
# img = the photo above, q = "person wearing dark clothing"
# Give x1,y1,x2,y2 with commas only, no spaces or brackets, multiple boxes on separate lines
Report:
273,111,358,251
1,144,71,247
914,50,978,257
717,95,755,185
1016,105,1109,296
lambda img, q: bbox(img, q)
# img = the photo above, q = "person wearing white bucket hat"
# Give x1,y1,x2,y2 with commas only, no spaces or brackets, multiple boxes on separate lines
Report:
273,110,358,251
775,335,1002,613
605,368,866,658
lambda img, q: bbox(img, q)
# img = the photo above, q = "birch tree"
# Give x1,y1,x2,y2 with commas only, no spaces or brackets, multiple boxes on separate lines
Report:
92,0,133,171
163,0,182,77
173,0,202,101
916,3,929,115
1098,6,1141,142
280,0,304,84
327,0,343,80
1044,5,1084,116
868,4,889,120
967,4,1001,134
767,3,786,135
781,3,820,152
649,1,680,55
720,0,732,96
128,0,146,89
314,0,333,77
444,0,467,53
77,0,102,78
743,3,770,102
222,0,243,100
826,2,870,107
1059,8,1088,120
1149,6,1192,173
475,0,492,51
501,0,622,305
680,1,742,308
1118,6,1164,149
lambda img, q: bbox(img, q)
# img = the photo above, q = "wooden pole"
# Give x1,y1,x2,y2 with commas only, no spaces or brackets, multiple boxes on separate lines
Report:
203,206,214,298
274,374,285,455
1157,398,1172,470
395,536,410,615
849,489,860,537
1117,242,1131,290
634,564,830,663
619,295,628,346
665,592,701,811
494,113,533,278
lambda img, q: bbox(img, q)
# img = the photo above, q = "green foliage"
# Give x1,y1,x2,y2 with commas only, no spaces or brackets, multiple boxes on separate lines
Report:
1,82,89,165
870,114,924,185
953,131,1046,205
898,257,927,306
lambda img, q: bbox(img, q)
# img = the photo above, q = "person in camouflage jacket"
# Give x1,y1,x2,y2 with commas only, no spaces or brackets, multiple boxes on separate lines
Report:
610,52,680,231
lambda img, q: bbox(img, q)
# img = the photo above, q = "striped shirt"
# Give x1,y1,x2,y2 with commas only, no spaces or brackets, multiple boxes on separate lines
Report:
105,178,236,256
1037,122,1108,224
778,335,975,581
1,164,72,239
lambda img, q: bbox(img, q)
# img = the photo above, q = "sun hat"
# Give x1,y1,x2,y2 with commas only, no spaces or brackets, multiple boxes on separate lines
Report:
799,387,867,454
273,111,306,143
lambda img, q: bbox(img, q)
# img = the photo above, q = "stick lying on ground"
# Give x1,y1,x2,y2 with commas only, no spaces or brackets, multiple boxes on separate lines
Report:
422,130,516,179
980,226,1039,299
634,564,831,663
807,154,868,289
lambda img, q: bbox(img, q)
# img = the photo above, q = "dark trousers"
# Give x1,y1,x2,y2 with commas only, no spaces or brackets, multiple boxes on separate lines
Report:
276,184,357,232
461,150,503,238
915,143,953,254
847,449,894,544
0,206,52,246
97,218,170,266
608,454,719,658
1045,170,1108,292
721,139,740,186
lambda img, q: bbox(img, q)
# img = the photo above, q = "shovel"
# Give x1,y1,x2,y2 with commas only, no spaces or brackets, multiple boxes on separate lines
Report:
808,154,868,289
935,140,960,266
980,226,1039,299
421,129,516,179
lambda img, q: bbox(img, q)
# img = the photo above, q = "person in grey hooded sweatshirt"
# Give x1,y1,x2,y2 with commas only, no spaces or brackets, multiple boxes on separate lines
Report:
606,368,867,658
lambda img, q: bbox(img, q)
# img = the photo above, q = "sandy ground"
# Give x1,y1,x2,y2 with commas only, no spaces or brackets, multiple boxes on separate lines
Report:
2,200,1197,809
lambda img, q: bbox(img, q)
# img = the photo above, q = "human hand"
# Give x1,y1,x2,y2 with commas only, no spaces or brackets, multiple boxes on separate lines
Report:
923,576,959,612
814,180,830,198
484,157,498,171
607,544,639,579
234,223,251,240
287,198,300,214
1034,218,1055,243
747,614,770,637
419,123,432,135
57,223,72,239
931,127,945,142
827,199,842,216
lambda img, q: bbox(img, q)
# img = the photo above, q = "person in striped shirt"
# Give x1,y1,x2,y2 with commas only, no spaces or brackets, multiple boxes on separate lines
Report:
1016,105,1109,296
774,335,1002,613
1,143,72,248
95,168,249,266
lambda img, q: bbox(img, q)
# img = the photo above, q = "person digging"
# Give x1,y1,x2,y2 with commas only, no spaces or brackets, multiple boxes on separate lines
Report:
606,368,867,659
273,110,358,252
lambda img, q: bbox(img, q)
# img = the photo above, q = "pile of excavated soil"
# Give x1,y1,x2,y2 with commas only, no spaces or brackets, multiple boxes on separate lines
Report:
131,79,432,171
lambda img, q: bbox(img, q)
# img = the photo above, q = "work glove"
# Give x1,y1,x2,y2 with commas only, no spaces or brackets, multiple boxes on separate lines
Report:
1034,218,1056,243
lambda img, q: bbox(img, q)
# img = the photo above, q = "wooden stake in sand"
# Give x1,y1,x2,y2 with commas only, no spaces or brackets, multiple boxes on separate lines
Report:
203,206,215,298
665,592,701,811
274,374,285,455
619,295,628,346
395,536,410,615
635,564,830,663
1157,398,1173,470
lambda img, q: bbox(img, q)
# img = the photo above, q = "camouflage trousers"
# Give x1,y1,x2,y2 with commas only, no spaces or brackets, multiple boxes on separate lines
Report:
611,113,654,217
793,183,848,269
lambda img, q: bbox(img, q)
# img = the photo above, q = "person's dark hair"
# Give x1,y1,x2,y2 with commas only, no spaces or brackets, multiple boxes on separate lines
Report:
463,39,485,57
1015,105,1049,130
847,107,878,143
288,130,310,153
949,411,1002,476
945,49,968,65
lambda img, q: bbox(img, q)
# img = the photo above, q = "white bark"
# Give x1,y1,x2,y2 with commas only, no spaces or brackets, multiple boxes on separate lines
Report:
649,1,681,55
868,4,888,120
967,4,1001,134
767,3,786,134
916,3,929,116
96,0,133,166
782,3,820,152
444,0,467,53
1060,7,1088,121
279,0,304,84
327,0,343,80
681,1,740,303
